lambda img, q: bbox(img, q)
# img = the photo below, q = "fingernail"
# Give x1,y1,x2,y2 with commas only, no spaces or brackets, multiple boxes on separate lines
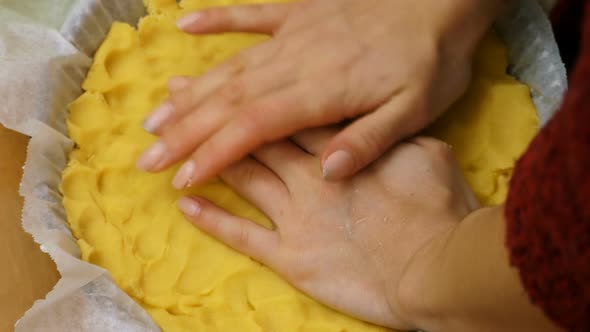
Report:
178,197,201,217
323,150,355,181
136,141,167,171
173,160,196,189
143,102,174,133
168,76,191,92
176,13,203,30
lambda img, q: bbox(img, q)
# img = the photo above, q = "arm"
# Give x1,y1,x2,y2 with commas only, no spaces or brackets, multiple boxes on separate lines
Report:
399,206,561,331
398,3,590,329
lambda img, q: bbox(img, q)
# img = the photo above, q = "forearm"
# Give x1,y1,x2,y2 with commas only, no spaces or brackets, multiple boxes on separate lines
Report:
398,206,561,332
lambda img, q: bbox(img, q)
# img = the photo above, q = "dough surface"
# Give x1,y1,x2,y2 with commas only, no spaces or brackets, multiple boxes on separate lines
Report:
60,0,538,331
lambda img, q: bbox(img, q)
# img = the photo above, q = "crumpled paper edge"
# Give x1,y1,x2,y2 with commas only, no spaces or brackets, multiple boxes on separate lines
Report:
16,120,159,332
495,0,567,126
0,0,160,331
0,0,567,331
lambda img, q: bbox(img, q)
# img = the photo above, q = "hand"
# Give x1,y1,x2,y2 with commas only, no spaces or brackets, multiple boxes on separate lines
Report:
177,128,480,329
136,0,506,187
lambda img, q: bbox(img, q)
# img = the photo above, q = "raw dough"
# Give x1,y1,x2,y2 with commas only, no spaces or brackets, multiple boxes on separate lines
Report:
60,0,538,331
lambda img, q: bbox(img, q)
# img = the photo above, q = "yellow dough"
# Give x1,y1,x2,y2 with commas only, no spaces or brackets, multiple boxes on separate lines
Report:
60,0,539,331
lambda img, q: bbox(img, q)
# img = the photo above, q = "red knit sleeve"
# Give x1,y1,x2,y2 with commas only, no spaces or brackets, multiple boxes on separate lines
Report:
504,2,590,331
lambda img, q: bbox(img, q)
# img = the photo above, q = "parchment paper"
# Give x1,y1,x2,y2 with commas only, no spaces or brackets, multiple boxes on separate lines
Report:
0,0,567,331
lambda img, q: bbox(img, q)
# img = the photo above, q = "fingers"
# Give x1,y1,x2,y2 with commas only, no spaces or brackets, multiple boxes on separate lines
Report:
143,40,292,138
176,4,291,35
164,85,331,186
169,40,286,111
174,139,309,192
137,61,298,174
291,127,340,156
321,96,428,181
178,196,280,264
142,41,281,135
218,157,290,219
136,103,232,173
251,140,311,182
142,76,194,134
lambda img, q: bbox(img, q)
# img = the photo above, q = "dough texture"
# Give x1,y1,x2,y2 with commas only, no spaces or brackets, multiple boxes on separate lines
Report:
60,0,538,331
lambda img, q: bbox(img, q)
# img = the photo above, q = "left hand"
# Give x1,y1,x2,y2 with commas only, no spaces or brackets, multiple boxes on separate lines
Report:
136,0,503,187
177,127,480,330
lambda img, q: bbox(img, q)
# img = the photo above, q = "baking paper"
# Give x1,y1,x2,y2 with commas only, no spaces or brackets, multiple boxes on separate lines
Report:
0,0,567,331
495,0,567,126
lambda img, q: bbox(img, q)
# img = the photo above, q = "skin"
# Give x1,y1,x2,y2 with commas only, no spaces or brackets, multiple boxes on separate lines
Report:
401,207,562,332
136,0,509,187
178,129,561,331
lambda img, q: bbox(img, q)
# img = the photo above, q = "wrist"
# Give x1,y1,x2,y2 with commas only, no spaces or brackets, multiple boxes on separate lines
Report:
395,206,560,332
393,217,461,331
394,207,501,331
439,0,511,58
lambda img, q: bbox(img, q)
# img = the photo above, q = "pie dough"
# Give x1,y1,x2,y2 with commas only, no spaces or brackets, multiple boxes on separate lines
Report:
60,0,539,331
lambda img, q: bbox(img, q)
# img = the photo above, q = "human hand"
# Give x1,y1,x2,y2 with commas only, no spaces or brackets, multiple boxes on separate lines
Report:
177,128,480,329
136,0,506,187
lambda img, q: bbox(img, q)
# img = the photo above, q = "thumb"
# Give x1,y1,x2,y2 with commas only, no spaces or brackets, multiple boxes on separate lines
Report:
176,3,291,35
321,98,427,181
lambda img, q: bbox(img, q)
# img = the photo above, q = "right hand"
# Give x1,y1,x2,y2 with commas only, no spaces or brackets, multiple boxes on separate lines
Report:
178,128,481,329
136,0,507,188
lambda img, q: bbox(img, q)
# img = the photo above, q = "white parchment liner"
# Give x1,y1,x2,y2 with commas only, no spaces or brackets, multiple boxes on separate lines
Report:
0,0,566,331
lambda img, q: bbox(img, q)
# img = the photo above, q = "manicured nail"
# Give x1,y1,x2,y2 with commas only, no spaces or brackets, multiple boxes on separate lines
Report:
168,76,191,92
176,13,203,30
173,160,196,189
322,150,355,181
136,141,167,171
143,102,174,133
178,197,201,217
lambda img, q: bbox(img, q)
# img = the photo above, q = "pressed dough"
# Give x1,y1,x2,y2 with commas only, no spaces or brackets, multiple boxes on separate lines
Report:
60,0,539,331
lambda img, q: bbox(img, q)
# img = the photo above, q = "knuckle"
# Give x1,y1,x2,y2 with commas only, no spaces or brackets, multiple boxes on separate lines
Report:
432,140,453,160
253,4,273,20
205,8,229,25
267,39,287,58
238,105,275,141
239,163,258,186
160,132,183,157
300,88,335,121
302,96,322,117
415,137,453,161
161,120,203,158
403,89,433,127
427,186,456,212
240,110,265,132
234,225,250,248
227,54,247,75
219,79,247,105
170,87,196,111
412,91,432,121
356,128,389,161
210,216,223,237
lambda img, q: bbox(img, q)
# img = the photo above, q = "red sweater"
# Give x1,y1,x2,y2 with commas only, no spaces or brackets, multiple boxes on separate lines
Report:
505,1,590,331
